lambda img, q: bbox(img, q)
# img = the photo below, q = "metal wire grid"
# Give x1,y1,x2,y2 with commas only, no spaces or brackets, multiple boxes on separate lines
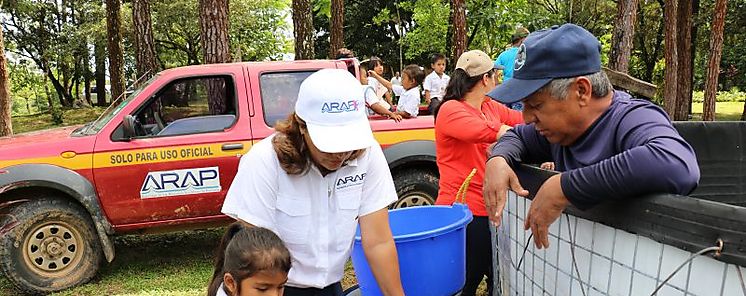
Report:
494,192,746,296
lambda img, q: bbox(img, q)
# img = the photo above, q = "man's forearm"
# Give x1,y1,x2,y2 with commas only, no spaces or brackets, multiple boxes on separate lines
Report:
488,129,526,167
561,139,700,210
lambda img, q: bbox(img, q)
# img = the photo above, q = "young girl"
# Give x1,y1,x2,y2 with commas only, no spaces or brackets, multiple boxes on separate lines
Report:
208,223,292,296
366,57,393,108
368,64,425,118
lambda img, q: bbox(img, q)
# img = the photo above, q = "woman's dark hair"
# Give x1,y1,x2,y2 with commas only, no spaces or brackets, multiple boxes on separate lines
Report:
433,68,494,121
430,53,446,65
207,223,291,296
368,56,383,70
273,112,365,175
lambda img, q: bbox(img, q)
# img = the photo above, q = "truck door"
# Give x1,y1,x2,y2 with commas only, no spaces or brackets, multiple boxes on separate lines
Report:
92,72,252,228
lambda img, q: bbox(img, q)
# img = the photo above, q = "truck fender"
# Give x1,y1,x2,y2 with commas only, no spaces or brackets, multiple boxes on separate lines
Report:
381,140,437,170
0,164,116,262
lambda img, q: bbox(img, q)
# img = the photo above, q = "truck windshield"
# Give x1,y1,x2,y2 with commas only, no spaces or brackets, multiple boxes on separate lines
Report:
85,75,158,135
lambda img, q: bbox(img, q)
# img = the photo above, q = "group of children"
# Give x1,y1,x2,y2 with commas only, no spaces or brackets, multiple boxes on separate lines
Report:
362,54,452,122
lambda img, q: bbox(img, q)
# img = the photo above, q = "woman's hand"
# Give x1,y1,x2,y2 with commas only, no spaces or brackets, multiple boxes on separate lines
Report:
497,124,512,140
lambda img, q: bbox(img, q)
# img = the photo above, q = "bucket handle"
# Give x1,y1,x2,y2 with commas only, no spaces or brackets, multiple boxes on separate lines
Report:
454,168,478,205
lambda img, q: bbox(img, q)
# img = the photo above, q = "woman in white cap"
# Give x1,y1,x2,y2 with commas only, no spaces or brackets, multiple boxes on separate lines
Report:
433,50,523,296
221,69,405,296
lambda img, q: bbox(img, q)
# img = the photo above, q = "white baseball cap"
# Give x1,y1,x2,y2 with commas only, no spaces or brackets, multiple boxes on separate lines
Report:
295,69,377,153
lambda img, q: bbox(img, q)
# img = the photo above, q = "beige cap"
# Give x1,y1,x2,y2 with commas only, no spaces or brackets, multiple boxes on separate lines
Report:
456,50,494,77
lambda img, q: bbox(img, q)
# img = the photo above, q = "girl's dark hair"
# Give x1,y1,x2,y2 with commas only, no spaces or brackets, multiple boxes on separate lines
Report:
402,64,425,87
368,56,383,70
430,53,446,65
433,68,494,121
273,112,365,175
207,223,292,296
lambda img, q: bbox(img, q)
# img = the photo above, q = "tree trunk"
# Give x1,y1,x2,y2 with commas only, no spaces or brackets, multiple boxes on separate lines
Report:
106,0,126,102
674,0,694,121
199,0,231,64
199,0,231,114
690,0,700,116
292,0,314,60
663,0,678,117
95,37,107,106
329,0,344,58
703,0,728,121
83,42,92,106
132,0,159,79
609,0,638,73
445,1,454,70
0,25,13,137
450,0,466,63
46,69,70,107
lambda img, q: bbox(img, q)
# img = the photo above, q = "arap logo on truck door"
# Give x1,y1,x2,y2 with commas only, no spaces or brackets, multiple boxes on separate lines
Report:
140,167,221,199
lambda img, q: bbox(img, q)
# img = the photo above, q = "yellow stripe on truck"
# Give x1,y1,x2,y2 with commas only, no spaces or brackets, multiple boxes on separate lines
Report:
1,129,433,171
92,142,253,168
374,129,435,145
0,155,91,171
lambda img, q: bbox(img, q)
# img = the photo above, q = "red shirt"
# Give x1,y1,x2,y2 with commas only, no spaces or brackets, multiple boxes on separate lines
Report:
434,97,523,216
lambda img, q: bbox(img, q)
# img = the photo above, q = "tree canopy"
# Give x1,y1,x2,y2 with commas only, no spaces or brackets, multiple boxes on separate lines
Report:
3,0,746,120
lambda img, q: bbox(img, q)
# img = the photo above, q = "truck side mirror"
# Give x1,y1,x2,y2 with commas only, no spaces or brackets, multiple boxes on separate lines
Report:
122,115,136,140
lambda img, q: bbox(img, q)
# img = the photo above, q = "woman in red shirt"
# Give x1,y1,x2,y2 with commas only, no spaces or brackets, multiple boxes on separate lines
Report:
433,50,522,296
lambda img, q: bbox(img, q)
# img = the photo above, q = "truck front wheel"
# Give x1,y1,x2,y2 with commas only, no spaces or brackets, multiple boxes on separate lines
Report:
0,197,102,294
392,169,439,209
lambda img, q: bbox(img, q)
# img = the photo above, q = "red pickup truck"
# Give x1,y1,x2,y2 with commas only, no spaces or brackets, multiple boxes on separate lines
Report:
0,59,438,294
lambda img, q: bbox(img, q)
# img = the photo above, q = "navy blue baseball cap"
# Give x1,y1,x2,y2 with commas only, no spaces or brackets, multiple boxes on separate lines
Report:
487,24,602,104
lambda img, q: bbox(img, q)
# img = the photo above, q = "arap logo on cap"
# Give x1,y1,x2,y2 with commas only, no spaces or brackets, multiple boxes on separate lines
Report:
514,43,527,71
321,100,360,113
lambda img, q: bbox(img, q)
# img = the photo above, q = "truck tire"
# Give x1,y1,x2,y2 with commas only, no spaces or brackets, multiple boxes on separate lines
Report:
392,169,439,209
0,197,102,294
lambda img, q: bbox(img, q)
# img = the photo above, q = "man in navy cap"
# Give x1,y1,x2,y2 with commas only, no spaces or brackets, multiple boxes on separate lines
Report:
483,24,701,249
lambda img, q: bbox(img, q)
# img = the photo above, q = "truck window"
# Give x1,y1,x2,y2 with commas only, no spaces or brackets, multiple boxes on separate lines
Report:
260,71,314,127
125,76,237,138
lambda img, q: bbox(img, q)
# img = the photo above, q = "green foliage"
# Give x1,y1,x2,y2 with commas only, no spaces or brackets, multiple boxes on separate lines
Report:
314,0,331,18
314,0,416,70
150,0,290,67
231,0,292,61
150,0,201,67
50,106,64,125
9,61,49,116
692,89,746,103
401,0,448,60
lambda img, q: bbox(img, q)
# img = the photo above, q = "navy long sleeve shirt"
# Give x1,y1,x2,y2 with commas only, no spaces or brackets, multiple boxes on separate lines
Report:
489,91,700,210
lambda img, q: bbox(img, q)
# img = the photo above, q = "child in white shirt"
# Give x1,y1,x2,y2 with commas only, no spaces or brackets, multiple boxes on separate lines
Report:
368,64,425,119
424,53,450,115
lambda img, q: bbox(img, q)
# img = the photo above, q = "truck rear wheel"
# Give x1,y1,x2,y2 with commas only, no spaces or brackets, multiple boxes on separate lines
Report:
392,169,439,209
0,197,102,294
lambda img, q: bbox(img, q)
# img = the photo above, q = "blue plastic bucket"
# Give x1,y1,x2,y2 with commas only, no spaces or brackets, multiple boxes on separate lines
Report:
351,204,473,296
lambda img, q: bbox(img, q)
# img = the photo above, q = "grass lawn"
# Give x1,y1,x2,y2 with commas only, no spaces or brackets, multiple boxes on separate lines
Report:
10,107,106,134
690,102,743,121
0,229,362,296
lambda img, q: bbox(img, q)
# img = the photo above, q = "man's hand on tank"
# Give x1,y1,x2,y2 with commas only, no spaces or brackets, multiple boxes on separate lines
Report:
524,173,569,249
483,156,529,225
